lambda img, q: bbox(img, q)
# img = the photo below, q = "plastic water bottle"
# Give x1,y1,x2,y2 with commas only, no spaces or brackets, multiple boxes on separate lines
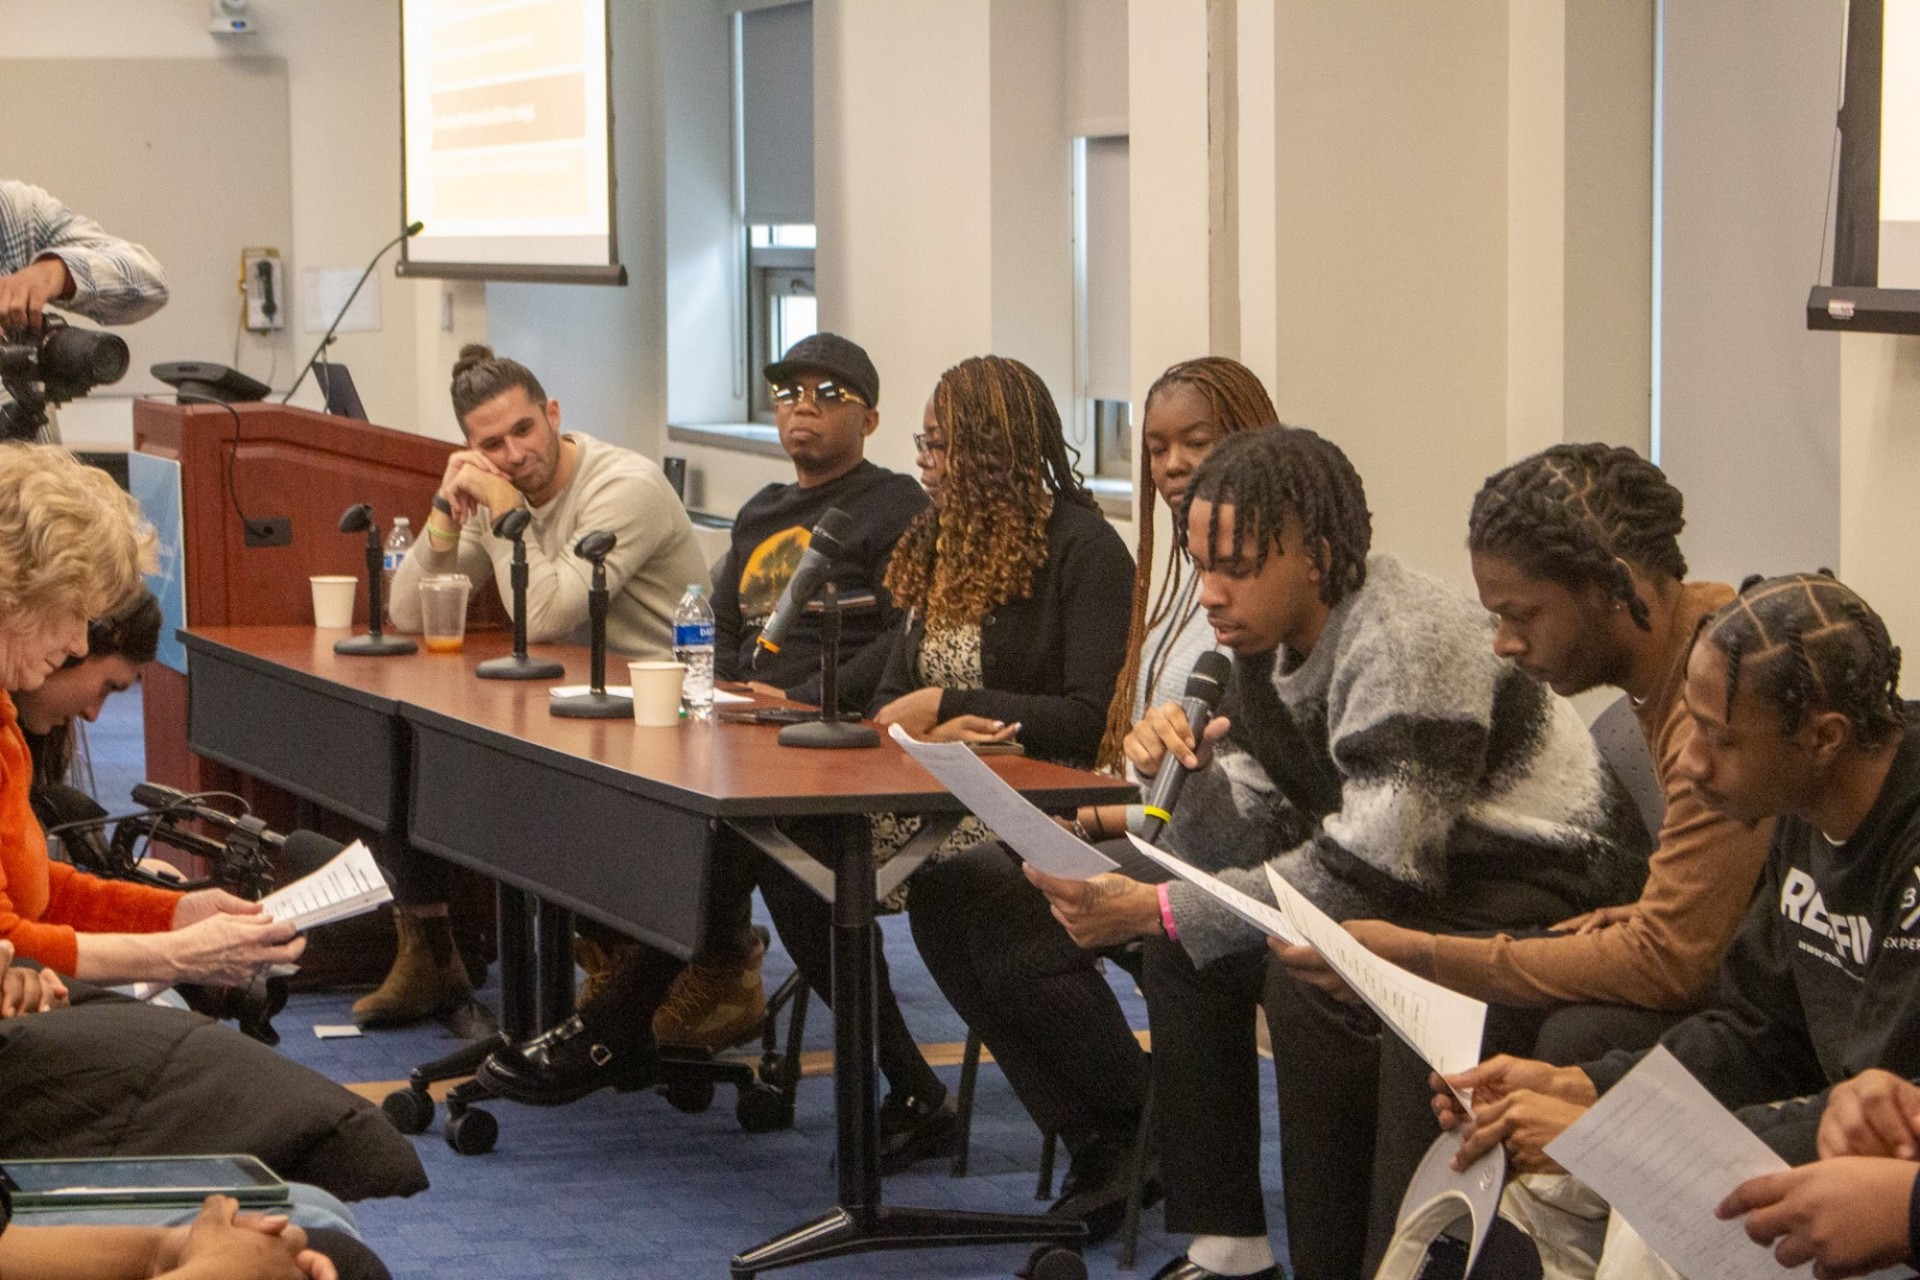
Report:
673,583,716,720
381,517,414,629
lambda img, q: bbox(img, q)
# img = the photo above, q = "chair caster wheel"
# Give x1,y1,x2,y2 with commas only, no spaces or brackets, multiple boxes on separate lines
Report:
444,1106,498,1155
1020,1245,1086,1280
664,1075,716,1114
382,1086,433,1134
736,1083,789,1133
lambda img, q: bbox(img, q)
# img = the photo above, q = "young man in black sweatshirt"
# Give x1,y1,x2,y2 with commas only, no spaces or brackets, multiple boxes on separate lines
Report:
1438,572,1920,1273
478,333,925,1104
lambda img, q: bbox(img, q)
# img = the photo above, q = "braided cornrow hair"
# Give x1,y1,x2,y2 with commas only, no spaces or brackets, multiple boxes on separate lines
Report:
1174,426,1371,605
1095,358,1278,769
884,356,1096,630
1468,443,1686,630
1698,571,1905,746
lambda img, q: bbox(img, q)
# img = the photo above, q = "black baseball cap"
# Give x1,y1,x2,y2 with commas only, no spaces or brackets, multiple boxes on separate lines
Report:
765,332,879,407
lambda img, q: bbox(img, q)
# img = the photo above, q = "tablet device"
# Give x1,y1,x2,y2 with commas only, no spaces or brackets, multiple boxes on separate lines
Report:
0,1155,290,1210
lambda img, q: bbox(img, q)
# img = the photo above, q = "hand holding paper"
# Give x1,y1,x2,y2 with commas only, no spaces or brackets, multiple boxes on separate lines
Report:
258,840,393,931
888,723,1117,880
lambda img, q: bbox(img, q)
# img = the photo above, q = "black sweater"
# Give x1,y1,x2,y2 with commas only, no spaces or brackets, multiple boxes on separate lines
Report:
1583,706,1920,1163
710,460,928,692
805,498,1134,768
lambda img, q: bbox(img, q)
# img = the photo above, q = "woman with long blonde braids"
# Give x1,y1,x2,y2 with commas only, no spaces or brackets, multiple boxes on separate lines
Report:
751,354,1136,1176
907,356,1277,1241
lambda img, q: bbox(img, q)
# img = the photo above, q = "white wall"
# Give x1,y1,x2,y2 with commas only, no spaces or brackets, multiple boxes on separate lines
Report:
0,0,482,444
1657,0,1844,583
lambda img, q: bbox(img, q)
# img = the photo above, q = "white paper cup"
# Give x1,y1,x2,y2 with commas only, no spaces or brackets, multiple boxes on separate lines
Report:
628,661,686,727
310,576,358,629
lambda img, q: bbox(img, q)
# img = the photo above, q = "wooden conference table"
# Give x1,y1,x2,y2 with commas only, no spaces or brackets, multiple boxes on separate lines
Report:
182,625,1135,1276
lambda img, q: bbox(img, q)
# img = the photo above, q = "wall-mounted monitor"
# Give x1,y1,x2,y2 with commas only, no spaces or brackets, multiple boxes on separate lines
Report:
1810,0,1920,333
398,0,625,285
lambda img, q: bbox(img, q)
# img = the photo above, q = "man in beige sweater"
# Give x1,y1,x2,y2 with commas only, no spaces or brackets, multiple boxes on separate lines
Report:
364,345,709,1028
390,344,708,656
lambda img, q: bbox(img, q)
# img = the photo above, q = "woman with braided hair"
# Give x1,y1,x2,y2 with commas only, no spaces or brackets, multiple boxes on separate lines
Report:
906,357,1274,1240
749,354,1136,1175
1437,571,1920,1280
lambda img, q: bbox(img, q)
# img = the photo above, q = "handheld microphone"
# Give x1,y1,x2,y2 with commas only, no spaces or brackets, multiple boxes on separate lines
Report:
282,221,426,404
754,508,852,669
1139,650,1234,842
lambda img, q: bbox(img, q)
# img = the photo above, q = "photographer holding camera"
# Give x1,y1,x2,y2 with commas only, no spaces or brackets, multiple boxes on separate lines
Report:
0,179,168,332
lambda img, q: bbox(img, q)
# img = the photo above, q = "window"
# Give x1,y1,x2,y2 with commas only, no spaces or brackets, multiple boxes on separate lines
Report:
748,223,817,420
738,3,816,422
1075,135,1131,479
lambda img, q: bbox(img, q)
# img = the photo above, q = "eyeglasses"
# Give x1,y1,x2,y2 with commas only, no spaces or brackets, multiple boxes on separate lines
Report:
912,433,948,457
770,380,867,408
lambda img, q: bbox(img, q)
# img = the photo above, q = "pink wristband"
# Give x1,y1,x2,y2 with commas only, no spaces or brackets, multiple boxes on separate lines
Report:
1157,883,1179,940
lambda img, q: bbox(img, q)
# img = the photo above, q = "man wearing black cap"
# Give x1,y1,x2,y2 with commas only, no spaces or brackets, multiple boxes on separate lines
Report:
478,334,927,1104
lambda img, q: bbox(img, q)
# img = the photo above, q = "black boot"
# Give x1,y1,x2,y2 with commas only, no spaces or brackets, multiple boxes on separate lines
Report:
877,1085,960,1174
1049,1125,1161,1246
475,1014,658,1106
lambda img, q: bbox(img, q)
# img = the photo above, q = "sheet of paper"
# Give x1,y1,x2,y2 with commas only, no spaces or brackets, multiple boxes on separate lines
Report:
1123,836,1488,1086
1545,1047,1818,1280
887,724,1118,879
1260,861,1488,1082
547,686,747,704
257,839,393,931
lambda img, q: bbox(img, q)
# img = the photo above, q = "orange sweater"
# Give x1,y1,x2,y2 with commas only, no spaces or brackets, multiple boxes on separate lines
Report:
1428,582,1774,1011
0,692,180,973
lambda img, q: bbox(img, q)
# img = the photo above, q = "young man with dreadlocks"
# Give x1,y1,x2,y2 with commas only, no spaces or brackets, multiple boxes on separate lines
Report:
1436,572,1920,1280
904,356,1275,1240
1309,444,1773,1058
1028,427,1649,1280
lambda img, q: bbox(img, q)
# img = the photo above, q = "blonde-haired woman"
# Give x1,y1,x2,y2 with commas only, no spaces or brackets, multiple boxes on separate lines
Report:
0,443,304,984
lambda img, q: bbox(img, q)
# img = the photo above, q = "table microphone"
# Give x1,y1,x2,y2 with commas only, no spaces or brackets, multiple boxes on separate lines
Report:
333,502,417,656
282,221,425,405
753,508,852,668
1139,650,1233,841
477,507,564,681
550,529,631,718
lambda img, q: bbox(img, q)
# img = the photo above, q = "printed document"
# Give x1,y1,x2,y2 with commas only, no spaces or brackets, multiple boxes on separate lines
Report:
1125,836,1487,1086
258,839,393,931
889,724,1117,879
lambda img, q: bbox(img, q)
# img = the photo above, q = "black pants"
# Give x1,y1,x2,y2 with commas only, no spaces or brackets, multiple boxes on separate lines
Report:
906,841,1152,1147
374,833,447,910
749,824,944,1104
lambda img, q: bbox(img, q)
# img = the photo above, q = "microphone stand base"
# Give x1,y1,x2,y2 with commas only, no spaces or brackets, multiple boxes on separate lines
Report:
777,718,880,750
550,691,632,719
477,655,565,681
334,634,418,657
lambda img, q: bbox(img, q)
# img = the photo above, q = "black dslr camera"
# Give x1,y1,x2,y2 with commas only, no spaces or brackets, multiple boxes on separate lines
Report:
0,318,130,442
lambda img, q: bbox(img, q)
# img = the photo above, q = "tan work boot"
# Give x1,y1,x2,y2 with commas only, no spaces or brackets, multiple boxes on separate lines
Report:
352,909,473,1028
651,929,768,1051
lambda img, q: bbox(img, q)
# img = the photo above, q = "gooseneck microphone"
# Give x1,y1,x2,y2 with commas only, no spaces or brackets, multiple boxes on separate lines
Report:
282,221,425,404
550,530,631,718
1139,650,1234,842
476,507,564,681
333,502,417,656
753,508,853,668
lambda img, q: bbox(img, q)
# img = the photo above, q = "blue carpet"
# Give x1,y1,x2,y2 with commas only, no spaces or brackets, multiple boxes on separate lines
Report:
89,685,1292,1279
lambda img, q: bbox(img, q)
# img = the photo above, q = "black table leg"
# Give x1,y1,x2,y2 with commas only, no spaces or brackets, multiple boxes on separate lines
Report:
496,883,538,1042
730,814,1087,1277
536,899,576,1030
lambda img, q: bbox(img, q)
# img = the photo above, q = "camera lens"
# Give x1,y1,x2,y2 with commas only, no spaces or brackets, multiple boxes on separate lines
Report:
40,326,129,389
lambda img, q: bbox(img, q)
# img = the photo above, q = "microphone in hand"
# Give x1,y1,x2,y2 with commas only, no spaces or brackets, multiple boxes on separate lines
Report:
1139,650,1233,842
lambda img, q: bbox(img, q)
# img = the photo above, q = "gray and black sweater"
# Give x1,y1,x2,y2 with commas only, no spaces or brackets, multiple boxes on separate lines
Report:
1165,554,1653,967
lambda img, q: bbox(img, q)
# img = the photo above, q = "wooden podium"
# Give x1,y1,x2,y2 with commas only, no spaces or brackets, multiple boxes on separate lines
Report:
134,399,462,795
